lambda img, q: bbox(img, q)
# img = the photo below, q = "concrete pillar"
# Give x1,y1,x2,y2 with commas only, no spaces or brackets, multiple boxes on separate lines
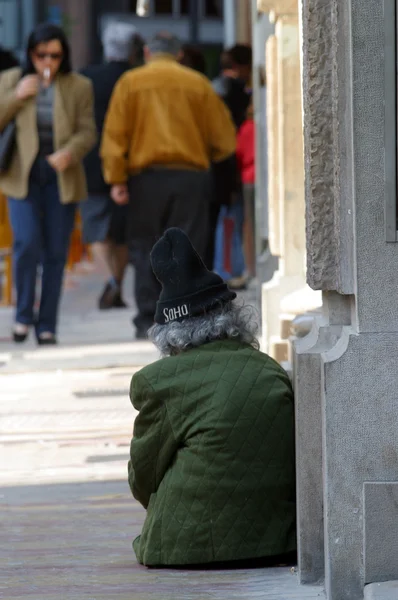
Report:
265,34,280,258
251,3,274,266
258,0,313,360
223,0,236,47
235,0,252,45
224,0,251,47
294,0,398,597
47,0,92,69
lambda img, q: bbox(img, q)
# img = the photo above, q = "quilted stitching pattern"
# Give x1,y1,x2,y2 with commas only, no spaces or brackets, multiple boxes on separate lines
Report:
129,340,296,566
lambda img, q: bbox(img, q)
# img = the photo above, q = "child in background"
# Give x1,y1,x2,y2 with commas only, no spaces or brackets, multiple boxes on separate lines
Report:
236,102,256,279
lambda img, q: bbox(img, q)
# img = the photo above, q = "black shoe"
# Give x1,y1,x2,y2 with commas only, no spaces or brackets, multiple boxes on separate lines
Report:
37,334,57,346
13,331,29,343
98,281,119,310
12,324,29,343
112,292,128,309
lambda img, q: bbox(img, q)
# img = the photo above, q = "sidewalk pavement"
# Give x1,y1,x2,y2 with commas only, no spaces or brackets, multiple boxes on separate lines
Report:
0,265,325,599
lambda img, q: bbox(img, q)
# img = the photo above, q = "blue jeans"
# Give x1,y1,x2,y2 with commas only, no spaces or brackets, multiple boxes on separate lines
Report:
8,157,76,335
213,202,246,279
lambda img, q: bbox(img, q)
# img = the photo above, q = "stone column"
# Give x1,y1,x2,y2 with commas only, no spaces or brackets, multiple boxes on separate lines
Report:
294,0,398,598
235,0,252,44
258,0,315,361
48,0,93,69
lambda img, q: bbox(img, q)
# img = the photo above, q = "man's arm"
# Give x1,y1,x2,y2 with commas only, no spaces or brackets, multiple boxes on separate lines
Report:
128,371,179,509
100,74,133,185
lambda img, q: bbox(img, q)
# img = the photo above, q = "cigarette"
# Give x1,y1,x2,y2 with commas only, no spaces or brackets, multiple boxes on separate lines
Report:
44,68,50,81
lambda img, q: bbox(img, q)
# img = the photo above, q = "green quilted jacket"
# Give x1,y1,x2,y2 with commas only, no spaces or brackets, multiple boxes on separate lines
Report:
128,340,296,566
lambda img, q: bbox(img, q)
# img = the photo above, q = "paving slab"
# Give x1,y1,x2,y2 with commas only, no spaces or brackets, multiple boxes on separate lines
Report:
365,582,398,600
1,479,325,600
0,268,325,599
0,263,259,369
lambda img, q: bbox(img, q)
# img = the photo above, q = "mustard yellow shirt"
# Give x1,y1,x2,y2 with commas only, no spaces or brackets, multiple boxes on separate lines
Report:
100,55,236,184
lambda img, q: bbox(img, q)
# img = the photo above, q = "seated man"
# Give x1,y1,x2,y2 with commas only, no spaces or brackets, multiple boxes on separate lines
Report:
128,227,296,567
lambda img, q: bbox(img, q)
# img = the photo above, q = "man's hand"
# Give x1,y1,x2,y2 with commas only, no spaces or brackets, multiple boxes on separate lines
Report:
111,184,129,205
47,149,73,173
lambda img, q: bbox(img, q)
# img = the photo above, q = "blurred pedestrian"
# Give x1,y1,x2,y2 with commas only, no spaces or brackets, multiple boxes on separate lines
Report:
179,44,206,75
0,45,19,73
0,23,96,345
101,32,236,339
237,100,256,279
80,22,145,310
128,227,296,567
211,44,253,289
212,44,252,129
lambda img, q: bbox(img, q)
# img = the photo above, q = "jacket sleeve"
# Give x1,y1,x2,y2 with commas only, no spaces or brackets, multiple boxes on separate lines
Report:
204,84,236,164
0,70,25,131
128,371,179,509
100,75,132,185
63,79,97,162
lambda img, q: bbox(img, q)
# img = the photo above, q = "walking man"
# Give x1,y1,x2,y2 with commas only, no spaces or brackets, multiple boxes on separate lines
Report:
80,22,144,309
101,32,236,338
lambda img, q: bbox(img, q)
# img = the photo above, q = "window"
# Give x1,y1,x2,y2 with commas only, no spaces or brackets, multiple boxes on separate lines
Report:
154,0,173,13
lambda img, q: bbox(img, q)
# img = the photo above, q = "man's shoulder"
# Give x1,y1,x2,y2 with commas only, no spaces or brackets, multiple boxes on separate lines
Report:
119,63,147,82
174,63,213,92
123,61,211,91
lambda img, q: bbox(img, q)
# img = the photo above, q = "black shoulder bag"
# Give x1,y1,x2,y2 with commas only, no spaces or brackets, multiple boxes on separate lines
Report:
0,70,22,174
0,119,17,174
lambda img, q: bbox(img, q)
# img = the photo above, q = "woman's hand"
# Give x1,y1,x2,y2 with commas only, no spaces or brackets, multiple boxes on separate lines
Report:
46,149,73,173
15,75,39,100
111,184,129,205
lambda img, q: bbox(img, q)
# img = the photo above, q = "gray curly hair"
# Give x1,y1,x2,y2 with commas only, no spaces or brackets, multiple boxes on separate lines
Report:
148,302,259,357
102,21,141,62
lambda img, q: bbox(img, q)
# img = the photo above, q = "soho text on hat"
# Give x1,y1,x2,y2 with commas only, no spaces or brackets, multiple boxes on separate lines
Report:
163,305,189,322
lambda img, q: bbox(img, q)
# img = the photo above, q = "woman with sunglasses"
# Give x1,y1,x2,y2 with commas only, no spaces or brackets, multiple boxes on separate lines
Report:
0,23,96,345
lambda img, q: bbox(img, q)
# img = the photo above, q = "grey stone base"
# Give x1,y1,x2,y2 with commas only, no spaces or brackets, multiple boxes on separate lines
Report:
365,582,398,600
364,483,398,583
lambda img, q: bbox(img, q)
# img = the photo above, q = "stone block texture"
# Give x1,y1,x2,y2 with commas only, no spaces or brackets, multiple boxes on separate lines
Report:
364,483,398,584
350,0,398,332
322,333,398,600
302,0,354,293
293,350,324,583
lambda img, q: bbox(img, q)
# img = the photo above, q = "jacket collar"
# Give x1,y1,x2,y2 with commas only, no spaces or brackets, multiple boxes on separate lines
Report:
147,53,178,65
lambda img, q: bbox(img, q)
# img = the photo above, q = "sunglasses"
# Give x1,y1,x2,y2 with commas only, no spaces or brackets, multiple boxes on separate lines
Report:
35,51,63,61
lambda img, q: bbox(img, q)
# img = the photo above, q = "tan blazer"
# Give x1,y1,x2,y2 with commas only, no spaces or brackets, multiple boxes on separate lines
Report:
0,67,96,204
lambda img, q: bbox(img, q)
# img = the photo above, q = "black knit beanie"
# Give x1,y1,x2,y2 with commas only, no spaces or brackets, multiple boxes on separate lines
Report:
150,228,237,325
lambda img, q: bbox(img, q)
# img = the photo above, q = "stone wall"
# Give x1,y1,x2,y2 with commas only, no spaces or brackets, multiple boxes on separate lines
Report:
294,0,398,598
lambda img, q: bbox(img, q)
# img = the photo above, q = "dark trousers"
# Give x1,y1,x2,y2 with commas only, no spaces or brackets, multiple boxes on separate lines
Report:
128,168,210,331
8,157,76,335
204,201,221,270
